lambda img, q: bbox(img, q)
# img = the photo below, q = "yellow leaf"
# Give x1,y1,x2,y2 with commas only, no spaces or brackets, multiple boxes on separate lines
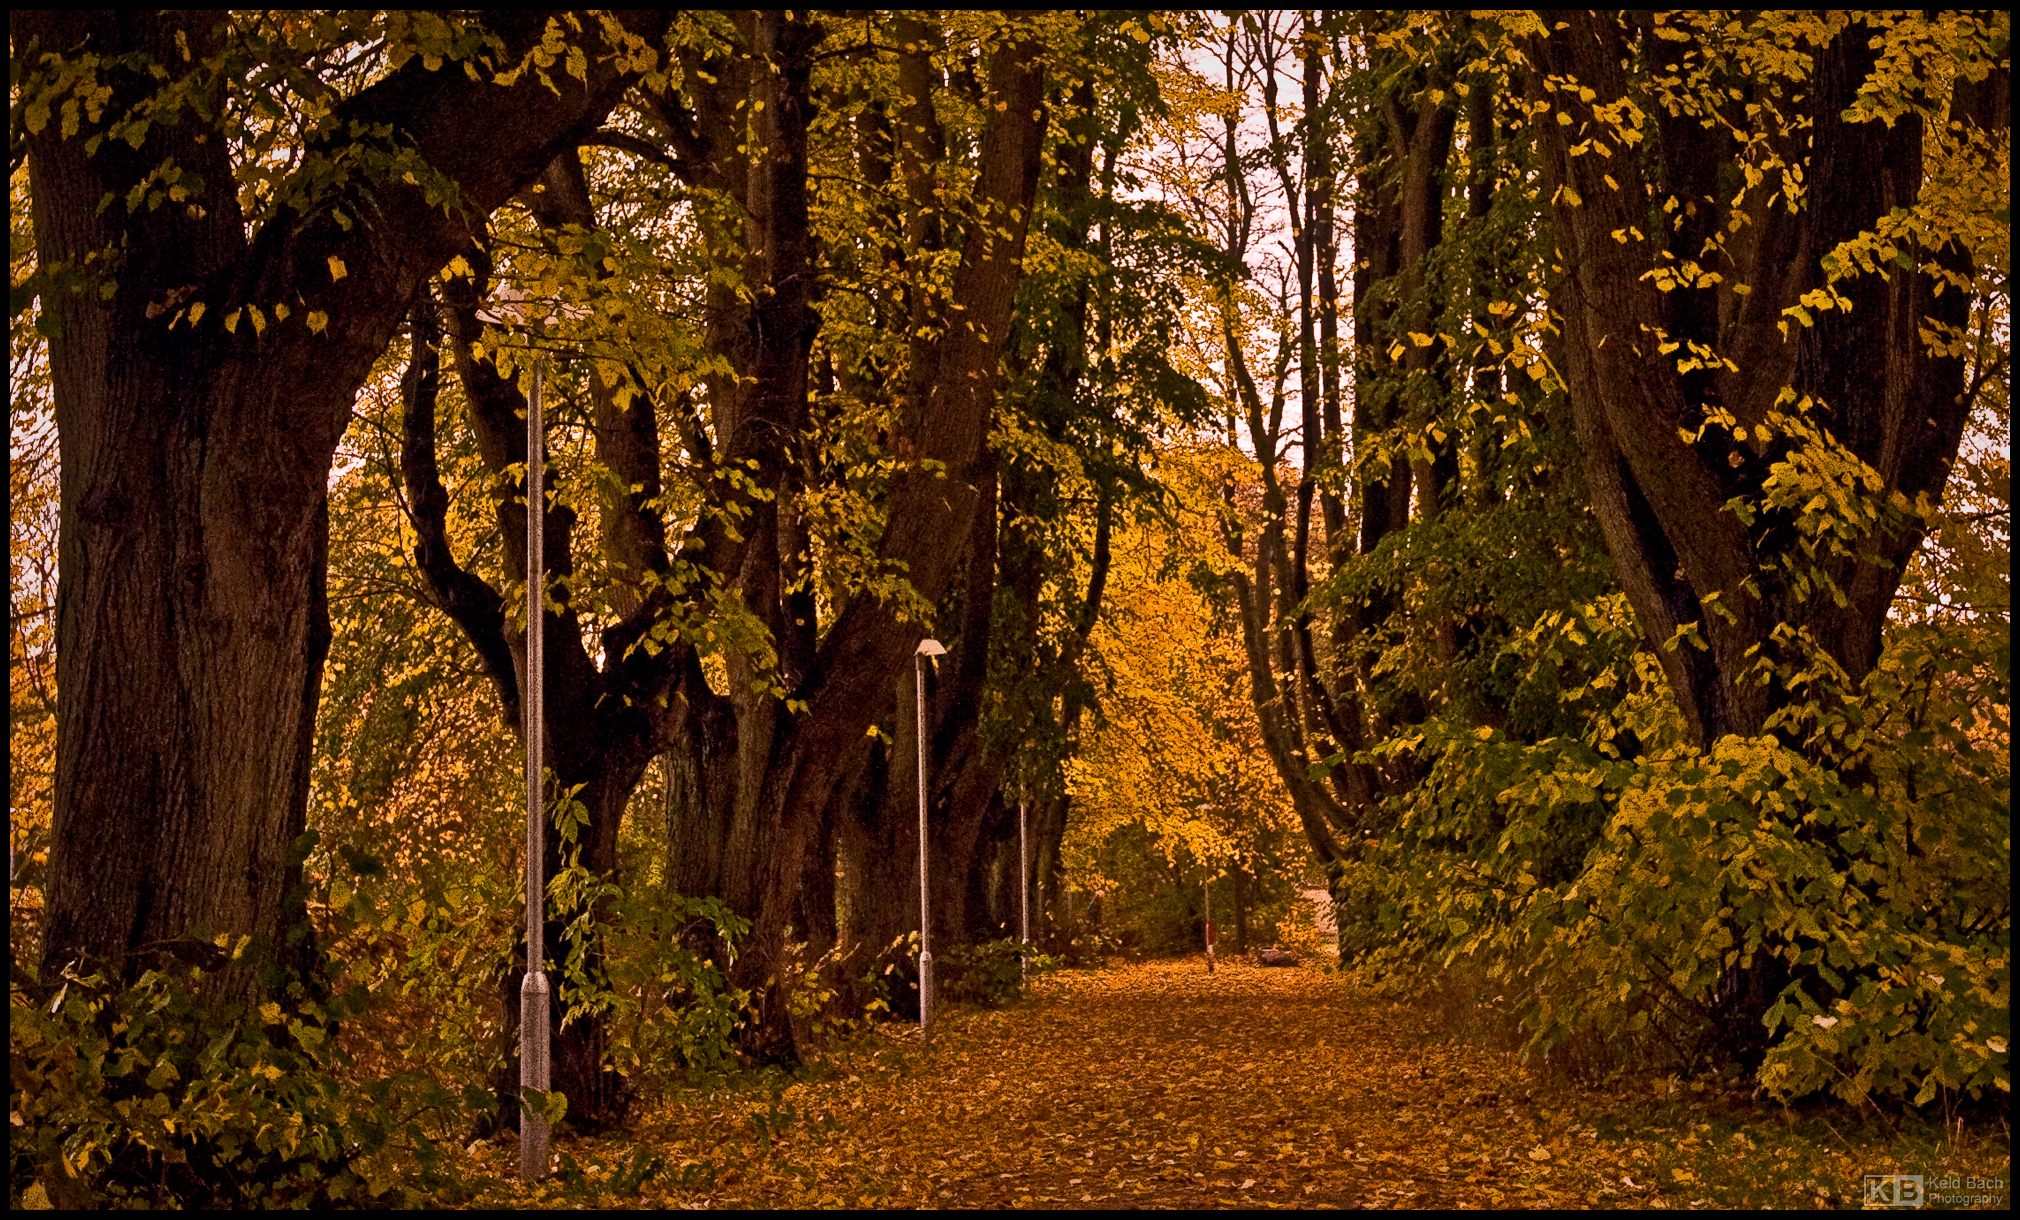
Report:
306,310,329,333
327,256,348,282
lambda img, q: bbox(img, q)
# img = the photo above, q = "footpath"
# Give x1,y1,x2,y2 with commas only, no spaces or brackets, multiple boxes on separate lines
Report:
465,958,2007,1209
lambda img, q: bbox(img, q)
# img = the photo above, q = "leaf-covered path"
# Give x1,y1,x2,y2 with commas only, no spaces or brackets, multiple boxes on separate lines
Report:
466,959,2007,1209
799,958,1505,1208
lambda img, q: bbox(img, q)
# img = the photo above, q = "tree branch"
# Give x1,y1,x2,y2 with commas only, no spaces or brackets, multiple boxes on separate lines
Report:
399,296,521,726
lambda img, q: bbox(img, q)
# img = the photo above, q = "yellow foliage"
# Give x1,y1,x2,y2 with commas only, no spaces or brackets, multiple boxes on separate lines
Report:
1065,446,1297,882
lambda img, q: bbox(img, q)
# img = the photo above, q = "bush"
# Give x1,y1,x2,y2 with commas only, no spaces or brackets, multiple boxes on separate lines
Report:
940,939,1059,1007
1343,604,2011,1105
9,946,481,1209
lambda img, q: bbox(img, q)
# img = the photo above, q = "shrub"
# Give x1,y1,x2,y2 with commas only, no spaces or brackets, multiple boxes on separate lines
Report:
940,938,1059,1007
1344,606,2011,1105
9,945,481,1208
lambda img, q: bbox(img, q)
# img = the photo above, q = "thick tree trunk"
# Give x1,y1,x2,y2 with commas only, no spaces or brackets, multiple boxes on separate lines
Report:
1524,11,2007,1057
835,722,919,1018
19,9,650,993
964,800,1020,943
1527,13,2000,743
716,22,1047,1062
663,684,739,903
1029,790,1072,951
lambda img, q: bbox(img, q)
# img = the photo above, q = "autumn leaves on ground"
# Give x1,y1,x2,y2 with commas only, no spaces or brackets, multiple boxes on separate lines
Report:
456,961,2009,1210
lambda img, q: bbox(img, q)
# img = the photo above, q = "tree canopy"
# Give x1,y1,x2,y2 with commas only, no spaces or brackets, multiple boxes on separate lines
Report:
9,8,2009,1206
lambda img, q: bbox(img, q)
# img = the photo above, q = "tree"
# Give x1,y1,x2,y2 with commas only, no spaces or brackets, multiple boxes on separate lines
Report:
646,10,1048,1060
823,24,1209,993
1519,10,2009,745
1064,443,1304,955
1144,11,2006,1101
1150,12,1594,911
12,9,661,993
1516,9,2009,1045
387,11,1052,1067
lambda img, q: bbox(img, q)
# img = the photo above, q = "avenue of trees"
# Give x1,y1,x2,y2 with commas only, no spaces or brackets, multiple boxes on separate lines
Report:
9,8,2009,1205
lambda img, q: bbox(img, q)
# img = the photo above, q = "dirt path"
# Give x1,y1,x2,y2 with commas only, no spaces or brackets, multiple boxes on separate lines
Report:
465,957,2007,1209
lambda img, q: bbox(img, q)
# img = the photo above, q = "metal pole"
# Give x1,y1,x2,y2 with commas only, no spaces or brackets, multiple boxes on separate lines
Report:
1204,878,1215,974
1018,795,1029,985
915,650,934,1041
520,358,551,1183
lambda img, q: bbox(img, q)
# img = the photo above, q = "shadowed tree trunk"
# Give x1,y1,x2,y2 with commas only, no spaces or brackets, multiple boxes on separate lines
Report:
18,8,655,1001
1526,11,2005,744
647,13,1050,1062
836,715,916,1017
1522,10,2008,1055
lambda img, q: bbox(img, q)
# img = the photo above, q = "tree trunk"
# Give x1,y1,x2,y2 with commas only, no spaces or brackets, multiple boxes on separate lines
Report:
19,8,652,995
1526,13,2001,744
835,720,918,1018
1524,11,2007,1054
1233,867,1249,954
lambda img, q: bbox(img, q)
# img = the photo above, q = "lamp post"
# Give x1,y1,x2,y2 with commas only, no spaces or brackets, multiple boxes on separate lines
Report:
1204,876,1215,973
1018,789,1030,985
520,359,551,1182
915,638,946,1041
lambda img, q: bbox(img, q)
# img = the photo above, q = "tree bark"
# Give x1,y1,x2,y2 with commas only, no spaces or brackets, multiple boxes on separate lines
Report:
1524,11,2007,1056
1525,11,2004,742
19,9,655,995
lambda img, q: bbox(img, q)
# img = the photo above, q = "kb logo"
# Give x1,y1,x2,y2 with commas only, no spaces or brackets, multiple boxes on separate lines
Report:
1864,1175,1925,1209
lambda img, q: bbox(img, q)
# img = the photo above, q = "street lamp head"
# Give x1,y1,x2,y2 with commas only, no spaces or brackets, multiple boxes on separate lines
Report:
916,638,947,657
